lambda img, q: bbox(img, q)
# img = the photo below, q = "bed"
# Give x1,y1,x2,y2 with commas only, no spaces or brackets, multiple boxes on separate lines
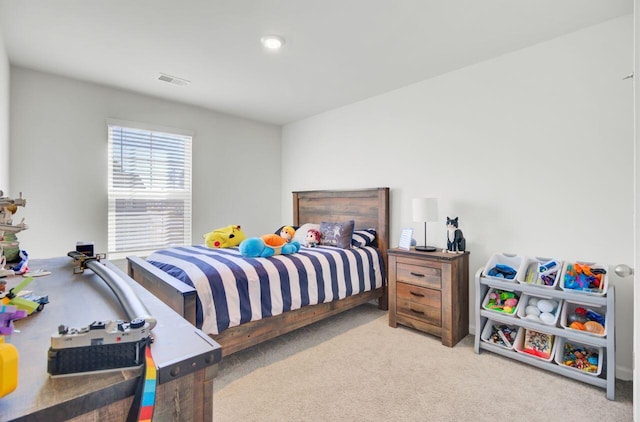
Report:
127,187,390,356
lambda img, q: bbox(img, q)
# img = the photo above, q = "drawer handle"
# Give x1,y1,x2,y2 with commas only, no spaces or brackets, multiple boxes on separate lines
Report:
409,291,425,297
410,308,425,315
410,272,425,278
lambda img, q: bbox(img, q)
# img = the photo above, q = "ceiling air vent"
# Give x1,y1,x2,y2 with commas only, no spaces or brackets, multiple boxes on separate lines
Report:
157,73,191,86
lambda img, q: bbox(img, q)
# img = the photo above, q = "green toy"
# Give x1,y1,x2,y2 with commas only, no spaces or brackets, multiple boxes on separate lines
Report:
1,277,46,315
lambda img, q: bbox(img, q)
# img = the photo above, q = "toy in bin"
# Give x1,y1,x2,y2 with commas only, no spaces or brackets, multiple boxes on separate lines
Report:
521,329,554,360
566,306,605,335
486,264,518,280
559,342,600,374
520,296,559,325
487,324,517,348
484,289,519,315
522,259,560,287
563,262,606,293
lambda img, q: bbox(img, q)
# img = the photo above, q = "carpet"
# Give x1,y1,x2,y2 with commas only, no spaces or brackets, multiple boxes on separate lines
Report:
213,303,632,421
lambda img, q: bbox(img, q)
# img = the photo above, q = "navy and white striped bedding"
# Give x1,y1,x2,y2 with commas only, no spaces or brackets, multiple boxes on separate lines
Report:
146,244,385,336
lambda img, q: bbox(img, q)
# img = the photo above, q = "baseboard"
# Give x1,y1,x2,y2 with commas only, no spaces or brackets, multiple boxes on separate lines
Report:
616,365,633,381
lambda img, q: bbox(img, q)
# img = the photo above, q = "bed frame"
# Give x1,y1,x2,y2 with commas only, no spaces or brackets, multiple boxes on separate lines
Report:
127,187,390,356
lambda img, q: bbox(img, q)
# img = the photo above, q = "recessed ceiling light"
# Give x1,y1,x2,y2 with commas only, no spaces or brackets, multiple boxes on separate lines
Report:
260,35,285,50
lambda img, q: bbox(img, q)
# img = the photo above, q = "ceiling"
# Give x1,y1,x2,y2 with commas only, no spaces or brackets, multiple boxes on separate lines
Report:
0,1,633,125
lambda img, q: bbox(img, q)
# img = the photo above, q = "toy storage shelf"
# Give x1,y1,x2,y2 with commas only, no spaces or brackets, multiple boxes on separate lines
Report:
473,268,616,400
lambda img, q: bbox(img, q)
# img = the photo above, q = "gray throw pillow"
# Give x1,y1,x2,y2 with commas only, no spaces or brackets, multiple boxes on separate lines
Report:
319,220,355,249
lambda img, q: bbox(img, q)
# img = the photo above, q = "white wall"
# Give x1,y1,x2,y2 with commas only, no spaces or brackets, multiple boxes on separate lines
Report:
0,25,9,189
282,16,635,379
633,0,639,414
9,67,282,259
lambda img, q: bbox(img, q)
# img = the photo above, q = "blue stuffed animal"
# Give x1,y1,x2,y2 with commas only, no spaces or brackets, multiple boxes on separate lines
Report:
240,234,301,258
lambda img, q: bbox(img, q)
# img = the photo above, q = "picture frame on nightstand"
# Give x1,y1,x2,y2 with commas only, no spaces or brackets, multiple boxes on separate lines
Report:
398,227,413,251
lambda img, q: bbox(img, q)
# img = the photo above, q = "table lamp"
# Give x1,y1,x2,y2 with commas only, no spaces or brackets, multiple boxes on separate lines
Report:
412,198,438,252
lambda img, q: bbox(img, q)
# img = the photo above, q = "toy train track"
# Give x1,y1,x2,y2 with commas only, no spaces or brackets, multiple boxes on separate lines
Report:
47,251,157,376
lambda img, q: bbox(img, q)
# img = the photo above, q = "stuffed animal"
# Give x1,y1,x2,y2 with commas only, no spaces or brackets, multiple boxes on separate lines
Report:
10,250,29,275
279,226,296,242
305,229,321,247
240,234,301,258
203,225,247,248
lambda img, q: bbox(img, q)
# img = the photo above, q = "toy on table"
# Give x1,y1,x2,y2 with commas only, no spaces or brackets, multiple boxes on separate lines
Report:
279,226,296,242
0,252,13,278
0,335,19,398
563,262,606,293
305,229,321,248
0,276,48,315
0,304,27,336
485,289,519,315
560,342,599,373
203,225,246,248
0,191,28,263
9,250,28,275
0,249,29,278
487,264,517,280
0,304,26,398
567,306,605,335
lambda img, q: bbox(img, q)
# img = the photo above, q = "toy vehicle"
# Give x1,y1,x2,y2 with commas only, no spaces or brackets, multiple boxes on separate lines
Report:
0,276,48,315
20,293,49,312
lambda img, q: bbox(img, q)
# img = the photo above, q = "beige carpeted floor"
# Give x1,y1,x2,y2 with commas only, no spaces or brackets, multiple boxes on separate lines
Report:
213,303,632,422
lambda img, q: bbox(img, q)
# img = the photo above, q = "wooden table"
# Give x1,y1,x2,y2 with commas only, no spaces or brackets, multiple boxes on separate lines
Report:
388,248,470,347
0,256,221,421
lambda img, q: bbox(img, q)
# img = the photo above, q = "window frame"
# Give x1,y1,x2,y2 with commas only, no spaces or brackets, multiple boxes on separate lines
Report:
107,119,193,259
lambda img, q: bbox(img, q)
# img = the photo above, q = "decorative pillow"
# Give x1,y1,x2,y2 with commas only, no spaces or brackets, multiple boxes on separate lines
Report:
292,223,320,244
319,220,355,249
351,229,376,247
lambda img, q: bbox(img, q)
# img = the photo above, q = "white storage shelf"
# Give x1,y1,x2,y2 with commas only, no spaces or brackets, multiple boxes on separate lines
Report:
473,267,616,400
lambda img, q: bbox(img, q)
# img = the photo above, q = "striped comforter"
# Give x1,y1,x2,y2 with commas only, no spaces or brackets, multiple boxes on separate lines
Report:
146,245,385,336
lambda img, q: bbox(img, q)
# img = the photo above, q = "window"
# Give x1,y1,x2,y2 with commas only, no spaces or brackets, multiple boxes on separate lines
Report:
107,121,192,258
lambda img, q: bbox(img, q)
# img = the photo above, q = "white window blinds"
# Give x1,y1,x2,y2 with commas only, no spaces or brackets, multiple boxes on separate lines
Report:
107,123,192,257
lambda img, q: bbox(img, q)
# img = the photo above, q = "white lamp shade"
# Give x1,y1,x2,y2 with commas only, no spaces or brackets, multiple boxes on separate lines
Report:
412,198,439,223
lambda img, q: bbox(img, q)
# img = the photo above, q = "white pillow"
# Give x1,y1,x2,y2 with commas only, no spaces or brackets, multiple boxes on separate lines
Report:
293,223,320,244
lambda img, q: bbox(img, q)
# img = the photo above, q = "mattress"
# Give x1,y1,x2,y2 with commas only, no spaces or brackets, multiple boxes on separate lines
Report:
146,245,385,335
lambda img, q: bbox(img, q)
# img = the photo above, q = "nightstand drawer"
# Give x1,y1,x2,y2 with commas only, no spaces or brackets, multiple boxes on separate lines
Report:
396,282,442,326
396,261,442,289
396,282,440,306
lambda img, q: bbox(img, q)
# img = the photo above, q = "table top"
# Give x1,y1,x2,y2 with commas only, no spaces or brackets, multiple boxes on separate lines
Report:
388,247,470,261
0,256,221,421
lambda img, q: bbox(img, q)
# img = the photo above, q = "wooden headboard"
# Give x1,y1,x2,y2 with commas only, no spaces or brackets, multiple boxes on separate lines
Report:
292,187,390,269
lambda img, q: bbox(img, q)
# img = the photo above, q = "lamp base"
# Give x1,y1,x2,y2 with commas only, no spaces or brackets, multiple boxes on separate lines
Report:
415,245,437,252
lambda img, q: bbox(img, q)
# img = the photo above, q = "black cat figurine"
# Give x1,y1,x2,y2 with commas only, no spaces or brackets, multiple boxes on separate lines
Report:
445,217,466,253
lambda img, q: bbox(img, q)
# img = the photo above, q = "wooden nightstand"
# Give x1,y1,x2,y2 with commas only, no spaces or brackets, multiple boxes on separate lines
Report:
388,248,470,347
